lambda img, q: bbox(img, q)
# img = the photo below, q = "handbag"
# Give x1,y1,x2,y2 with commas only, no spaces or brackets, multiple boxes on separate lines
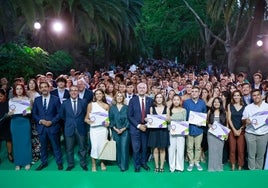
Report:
98,128,116,161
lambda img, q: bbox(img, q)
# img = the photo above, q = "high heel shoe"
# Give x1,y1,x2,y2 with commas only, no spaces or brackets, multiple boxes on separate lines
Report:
8,153,14,163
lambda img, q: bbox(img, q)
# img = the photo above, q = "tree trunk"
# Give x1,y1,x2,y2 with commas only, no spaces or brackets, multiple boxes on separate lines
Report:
248,0,266,75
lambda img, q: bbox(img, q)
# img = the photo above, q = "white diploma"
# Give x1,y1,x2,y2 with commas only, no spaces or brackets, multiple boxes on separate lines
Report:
9,98,31,114
89,111,109,126
188,111,207,126
105,96,113,105
249,111,268,129
146,114,168,128
208,121,230,141
170,121,189,135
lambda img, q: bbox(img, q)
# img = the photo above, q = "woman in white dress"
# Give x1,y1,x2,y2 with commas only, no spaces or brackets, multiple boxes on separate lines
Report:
85,89,110,172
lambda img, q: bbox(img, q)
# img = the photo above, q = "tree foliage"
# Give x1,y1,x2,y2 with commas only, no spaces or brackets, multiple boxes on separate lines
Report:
0,43,73,81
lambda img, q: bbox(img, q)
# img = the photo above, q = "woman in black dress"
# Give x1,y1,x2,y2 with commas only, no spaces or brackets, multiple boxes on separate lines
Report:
0,88,13,163
147,93,169,172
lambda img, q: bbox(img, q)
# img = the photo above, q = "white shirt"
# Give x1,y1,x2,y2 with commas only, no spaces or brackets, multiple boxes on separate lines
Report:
79,90,85,99
71,98,78,113
242,101,268,135
139,96,146,111
42,95,51,109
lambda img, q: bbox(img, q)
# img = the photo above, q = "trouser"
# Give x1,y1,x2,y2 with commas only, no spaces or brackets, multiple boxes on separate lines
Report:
245,132,268,170
186,134,203,164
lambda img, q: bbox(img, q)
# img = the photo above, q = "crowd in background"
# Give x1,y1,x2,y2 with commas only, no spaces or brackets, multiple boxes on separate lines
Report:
0,59,268,172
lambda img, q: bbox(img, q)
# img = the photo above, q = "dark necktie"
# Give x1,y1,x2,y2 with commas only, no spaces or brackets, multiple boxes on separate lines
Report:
43,98,47,112
73,100,77,114
141,98,145,123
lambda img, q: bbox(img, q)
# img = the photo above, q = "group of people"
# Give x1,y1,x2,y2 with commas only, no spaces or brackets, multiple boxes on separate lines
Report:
0,63,268,173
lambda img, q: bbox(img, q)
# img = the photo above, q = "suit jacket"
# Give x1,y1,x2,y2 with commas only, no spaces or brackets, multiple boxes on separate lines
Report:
242,95,253,106
50,88,70,102
32,95,61,134
128,95,153,135
60,98,88,137
80,89,93,104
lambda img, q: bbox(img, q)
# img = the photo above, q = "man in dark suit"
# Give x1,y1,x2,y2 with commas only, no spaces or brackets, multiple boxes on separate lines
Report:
77,79,93,104
32,81,63,170
60,85,88,171
128,82,153,172
50,76,70,103
242,83,253,105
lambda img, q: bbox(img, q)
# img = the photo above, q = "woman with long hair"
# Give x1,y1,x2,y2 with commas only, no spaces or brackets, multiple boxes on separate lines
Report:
109,92,130,171
85,89,110,172
227,90,245,170
207,97,227,171
9,83,32,170
147,93,169,172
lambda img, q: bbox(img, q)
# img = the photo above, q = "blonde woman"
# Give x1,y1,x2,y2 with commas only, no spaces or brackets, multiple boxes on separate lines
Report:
109,92,129,171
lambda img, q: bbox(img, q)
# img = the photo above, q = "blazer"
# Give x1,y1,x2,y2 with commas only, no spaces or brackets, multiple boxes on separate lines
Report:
128,95,153,135
32,95,61,134
50,88,70,101
80,89,93,104
60,98,88,137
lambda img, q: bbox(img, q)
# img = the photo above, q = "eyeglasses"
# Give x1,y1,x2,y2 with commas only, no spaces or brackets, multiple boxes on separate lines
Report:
70,89,78,92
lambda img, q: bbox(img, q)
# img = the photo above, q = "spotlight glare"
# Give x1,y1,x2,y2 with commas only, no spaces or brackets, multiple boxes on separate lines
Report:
34,22,41,30
257,40,263,47
52,21,64,33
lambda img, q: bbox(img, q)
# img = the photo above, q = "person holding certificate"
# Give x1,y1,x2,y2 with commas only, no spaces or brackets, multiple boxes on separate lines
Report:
183,86,207,171
207,97,227,171
147,93,169,172
242,89,268,170
84,89,110,172
227,90,245,170
167,94,187,172
8,83,32,170
109,92,130,172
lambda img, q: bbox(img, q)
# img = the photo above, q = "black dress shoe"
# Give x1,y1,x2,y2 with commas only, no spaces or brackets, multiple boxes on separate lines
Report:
36,163,48,171
66,166,74,171
141,164,150,171
58,164,63,170
81,165,88,171
135,168,140,172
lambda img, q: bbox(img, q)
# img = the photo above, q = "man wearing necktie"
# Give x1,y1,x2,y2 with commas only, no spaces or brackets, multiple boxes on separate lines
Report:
60,85,88,171
32,81,63,171
125,82,135,105
128,82,153,172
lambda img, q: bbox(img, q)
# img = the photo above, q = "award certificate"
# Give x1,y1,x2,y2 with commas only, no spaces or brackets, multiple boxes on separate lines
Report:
146,114,168,128
9,98,31,114
170,121,189,135
188,111,207,126
249,111,268,129
89,111,109,126
208,121,230,141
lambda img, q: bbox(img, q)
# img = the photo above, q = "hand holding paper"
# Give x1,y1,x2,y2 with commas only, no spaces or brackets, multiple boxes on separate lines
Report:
249,111,268,129
89,112,109,126
170,121,189,135
188,111,207,127
208,121,230,141
146,114,168,128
